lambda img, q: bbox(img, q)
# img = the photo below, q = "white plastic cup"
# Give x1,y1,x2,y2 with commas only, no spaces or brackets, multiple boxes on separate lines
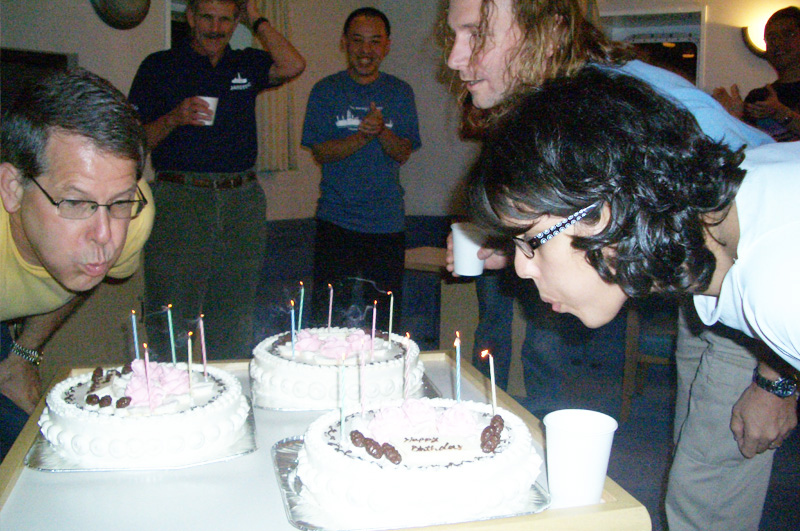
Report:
198,96,219,126
451,222,486,276
542,409,618,509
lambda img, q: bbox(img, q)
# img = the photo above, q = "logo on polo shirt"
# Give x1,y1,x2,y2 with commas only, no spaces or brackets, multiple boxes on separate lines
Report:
230,72,251,91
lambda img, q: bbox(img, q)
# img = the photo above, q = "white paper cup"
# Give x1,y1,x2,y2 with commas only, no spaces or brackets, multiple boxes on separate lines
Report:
451,222,486,276
198,96,218,126
543,409,618,509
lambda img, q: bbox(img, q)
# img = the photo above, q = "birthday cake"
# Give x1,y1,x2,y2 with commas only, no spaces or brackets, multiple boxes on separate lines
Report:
250,327,424,410
294,397,542,529
37,360,250,469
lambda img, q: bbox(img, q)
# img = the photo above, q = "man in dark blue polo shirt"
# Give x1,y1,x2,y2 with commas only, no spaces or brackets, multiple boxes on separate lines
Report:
129,0,305,360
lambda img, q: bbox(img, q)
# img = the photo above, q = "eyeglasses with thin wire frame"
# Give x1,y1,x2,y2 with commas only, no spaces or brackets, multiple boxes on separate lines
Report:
512,204,596,259
28,178,148,220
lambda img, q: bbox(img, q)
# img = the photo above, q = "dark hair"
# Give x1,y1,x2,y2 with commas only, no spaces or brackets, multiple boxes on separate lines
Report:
468,67,746,297
1,67,146,182
344,7,391,37
767,6,800,28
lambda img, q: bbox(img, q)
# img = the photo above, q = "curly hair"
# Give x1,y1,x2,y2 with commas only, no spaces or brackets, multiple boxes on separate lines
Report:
467,68,746,297
443,0,635,135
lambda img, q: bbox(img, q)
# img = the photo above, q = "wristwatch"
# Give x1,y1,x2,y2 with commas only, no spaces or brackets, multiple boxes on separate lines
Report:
753,368,798,398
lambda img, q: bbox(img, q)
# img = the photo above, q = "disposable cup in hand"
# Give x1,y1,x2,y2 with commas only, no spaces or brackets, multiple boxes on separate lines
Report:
198,96,218,126
451,222,486,276
543,409,618,509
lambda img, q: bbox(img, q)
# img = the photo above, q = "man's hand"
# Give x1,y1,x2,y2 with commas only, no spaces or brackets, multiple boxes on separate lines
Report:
359,102,385,137
731,381,798,458
170,97,215,128
0,355,42,415
745,84,788,122
445,231,512,275
712,84,744,119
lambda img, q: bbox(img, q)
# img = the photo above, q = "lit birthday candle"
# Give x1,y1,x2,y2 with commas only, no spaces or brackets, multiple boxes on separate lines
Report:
371,300,377,362
387,291,394,344
404,332,413,399
166,304,177,366
298,281,305,331
290,300,296,360
481,349,497,416
327,283,333,331
131,310,140,360
454,331,462,402
198,314,208,379
339,351,346,443
187,331,193,394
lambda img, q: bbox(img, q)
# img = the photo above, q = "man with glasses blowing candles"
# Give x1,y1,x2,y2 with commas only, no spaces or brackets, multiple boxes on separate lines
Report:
0,68,154,461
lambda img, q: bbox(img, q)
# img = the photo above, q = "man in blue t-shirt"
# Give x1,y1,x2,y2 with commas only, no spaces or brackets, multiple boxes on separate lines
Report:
128,0,304,360
302,7,421,330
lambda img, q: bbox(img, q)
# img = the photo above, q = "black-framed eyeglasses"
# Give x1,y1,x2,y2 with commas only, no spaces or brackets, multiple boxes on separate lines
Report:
512,204,596,259
29,178,148,220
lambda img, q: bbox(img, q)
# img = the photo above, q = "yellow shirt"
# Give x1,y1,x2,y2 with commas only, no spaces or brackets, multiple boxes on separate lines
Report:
0,180,154,321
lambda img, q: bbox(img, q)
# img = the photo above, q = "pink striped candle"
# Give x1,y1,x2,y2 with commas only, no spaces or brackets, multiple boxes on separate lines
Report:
198,314,208,379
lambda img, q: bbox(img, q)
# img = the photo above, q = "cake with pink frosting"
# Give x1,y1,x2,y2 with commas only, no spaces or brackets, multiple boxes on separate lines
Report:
249,327,423,410
38,360,250,469
294,397,543,529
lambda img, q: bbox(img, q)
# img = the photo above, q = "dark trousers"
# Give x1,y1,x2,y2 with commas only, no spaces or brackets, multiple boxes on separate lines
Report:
1,322,29,462
310,219,405,332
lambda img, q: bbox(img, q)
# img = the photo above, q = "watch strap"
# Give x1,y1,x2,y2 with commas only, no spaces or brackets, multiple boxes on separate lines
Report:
11,340,42,366
753,368,798,398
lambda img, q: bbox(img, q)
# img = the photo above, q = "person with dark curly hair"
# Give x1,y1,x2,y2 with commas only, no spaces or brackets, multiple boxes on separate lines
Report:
467,67,800,529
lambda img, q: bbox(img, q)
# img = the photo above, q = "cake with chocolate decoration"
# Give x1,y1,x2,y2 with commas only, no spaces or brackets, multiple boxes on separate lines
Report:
38,360,250,469
250,327,423,410
294,397,542,528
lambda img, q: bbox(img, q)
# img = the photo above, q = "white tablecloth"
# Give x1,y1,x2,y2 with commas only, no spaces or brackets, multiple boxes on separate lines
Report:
1,355,517,531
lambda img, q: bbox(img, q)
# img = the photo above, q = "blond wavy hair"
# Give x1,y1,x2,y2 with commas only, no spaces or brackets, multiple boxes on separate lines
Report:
442,0,635,136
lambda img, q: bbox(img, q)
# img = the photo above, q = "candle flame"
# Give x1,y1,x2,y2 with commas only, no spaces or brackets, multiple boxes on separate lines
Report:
131,309,136,315
328,283,332,289
480,349,492,359
387,291,392,295
290,299,295,307
168,303,173,309
143,342,148,349
188,331,193,337
300,281,304,287
200,313,204,318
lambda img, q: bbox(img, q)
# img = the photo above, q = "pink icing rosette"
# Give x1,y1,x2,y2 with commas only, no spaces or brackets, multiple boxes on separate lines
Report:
436,403,479,437
401,399,438,431
295,330,323,351
318,337,351,360
368,405,414,442
125,360,190,409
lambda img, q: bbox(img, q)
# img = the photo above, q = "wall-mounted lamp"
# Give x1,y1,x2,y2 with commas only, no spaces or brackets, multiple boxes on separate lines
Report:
742,26,767,58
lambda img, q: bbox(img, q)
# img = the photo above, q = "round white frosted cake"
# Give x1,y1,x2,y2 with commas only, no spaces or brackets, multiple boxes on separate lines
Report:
250,327,423,410
294,397,542,529
38,360,250,469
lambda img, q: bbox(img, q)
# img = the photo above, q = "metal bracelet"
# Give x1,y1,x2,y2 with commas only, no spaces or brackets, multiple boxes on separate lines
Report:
11,341,42,366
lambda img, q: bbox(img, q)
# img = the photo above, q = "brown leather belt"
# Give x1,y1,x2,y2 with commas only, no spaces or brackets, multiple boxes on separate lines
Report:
156,171,256,190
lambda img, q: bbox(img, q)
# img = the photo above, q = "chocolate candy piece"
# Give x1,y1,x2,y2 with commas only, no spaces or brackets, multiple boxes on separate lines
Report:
490,415,505,432
122,362,133,375
481,433,500,453
350,430,366,447
85,394,100,406
91,367,104,383
364,438,383,459
481,425,497,444
98,395,113,408
385,450,402,464
116,396,132,408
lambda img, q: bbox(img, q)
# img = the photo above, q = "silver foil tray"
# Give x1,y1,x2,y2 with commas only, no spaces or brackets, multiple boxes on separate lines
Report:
25,398,257,472
271,436,551,531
